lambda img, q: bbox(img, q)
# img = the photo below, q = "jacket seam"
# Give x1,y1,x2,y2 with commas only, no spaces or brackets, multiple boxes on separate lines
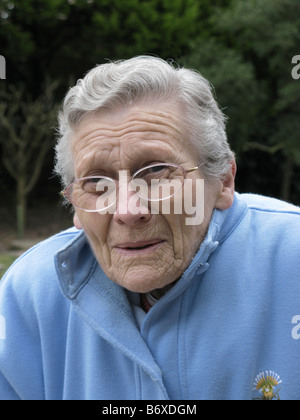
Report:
247,206,300,216
134,365,142,399
177,294,189,400
88,276,133,319
72,301,169,398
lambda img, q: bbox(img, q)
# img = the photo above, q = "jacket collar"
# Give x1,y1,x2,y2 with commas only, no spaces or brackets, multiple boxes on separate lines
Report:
184,192,248,278
55,229,169,396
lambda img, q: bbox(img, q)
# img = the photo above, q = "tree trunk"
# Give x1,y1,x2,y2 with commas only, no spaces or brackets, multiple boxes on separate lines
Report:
281,156,294,203
16,177,26,239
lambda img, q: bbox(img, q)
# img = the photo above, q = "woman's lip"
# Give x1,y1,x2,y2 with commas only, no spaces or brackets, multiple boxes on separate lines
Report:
114,240,166,256
117,240,164,249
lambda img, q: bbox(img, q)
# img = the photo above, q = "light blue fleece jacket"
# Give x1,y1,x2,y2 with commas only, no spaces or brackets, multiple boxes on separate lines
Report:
0,193,300,400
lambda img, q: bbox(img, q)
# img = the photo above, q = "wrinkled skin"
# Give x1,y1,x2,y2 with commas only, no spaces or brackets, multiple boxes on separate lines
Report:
72,101,236,294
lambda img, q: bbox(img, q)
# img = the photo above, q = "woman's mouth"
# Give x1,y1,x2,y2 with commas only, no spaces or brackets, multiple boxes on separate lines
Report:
114,240,166,256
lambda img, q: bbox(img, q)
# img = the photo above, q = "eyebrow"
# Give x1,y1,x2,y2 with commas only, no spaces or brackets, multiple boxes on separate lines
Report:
77,151,179,180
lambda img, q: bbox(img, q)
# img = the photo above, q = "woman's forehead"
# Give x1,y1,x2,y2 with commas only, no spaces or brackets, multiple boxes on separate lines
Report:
71,103,193,173
73,102,184,140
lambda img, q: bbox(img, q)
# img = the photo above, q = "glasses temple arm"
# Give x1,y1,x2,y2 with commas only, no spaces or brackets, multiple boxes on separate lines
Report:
187,166,199,173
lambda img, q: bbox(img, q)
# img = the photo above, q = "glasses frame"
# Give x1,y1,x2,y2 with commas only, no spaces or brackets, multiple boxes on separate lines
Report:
61,163,200,213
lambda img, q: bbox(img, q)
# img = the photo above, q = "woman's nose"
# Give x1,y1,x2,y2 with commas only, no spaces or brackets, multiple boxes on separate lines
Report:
113,176,152,226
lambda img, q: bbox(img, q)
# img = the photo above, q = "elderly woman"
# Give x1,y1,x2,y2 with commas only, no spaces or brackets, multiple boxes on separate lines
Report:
1,56,300,401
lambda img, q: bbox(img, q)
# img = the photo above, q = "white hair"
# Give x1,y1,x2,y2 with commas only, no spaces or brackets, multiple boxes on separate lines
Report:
55,56,234,187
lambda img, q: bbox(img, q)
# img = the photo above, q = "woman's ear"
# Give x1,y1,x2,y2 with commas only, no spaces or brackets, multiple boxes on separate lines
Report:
73,213,83,230
215,160,237,210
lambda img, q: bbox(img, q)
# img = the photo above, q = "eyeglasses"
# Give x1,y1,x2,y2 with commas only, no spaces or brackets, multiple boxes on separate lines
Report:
61,163,199,213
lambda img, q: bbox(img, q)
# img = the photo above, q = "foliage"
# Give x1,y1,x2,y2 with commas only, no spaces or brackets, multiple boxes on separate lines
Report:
0,81,59,238
183,0,300,201
0,0,209,90
0,254,17,278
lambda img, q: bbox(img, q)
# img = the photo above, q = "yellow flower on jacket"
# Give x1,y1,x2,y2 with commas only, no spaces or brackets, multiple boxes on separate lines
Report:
253,371,282,400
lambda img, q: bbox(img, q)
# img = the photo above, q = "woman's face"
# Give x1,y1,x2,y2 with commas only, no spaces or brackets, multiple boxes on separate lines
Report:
71,101,234,293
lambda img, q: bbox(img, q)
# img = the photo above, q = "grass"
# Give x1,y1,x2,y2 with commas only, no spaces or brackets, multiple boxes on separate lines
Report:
0,254,18,279
0,202,73,280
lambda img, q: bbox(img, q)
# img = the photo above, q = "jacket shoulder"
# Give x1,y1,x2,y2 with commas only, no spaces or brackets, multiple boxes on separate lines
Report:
238,194,300,251
1,228,81,278
0,227,84,304
0,228,83,400
241,193,300,215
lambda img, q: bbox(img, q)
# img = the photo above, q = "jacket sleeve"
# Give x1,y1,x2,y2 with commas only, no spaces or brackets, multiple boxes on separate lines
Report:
0,229,79,401
0,260,45,400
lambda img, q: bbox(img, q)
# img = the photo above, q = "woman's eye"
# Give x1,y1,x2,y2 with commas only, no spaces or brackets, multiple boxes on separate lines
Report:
82,178,107,192
143,165,171,178
148,165,166,173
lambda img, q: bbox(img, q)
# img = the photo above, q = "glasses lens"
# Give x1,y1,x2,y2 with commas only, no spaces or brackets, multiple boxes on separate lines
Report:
68,177,116,212
133,164,184,202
